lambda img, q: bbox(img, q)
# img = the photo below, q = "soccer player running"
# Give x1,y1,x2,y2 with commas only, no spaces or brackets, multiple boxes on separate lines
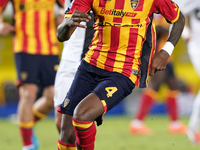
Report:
0,0,64,150
174,0,200,144
56,0,185,149
54,0,95,133
129,14,187,135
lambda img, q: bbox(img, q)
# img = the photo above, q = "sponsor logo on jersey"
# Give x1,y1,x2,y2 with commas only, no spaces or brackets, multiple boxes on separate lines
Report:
130,0,139,11
100,8,137,18
98,20,142,27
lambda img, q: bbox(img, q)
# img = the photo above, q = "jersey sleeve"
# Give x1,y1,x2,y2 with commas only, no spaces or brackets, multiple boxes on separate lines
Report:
154,0,180,24
64,0,93,18
0,0,9,12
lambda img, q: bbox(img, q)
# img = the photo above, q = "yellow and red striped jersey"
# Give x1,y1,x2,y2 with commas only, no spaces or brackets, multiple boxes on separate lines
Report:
0,0,64,55
65,0,180,87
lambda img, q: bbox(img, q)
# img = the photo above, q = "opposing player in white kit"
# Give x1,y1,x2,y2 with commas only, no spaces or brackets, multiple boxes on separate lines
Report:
53,0,94,133
175,0,200,144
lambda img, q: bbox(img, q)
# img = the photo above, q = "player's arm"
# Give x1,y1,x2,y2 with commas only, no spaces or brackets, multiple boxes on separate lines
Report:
56,10,91,42
0,2,15,36
150,11,185,76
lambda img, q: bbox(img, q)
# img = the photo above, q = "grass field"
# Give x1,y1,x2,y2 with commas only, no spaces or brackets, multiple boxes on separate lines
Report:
0,115,200,150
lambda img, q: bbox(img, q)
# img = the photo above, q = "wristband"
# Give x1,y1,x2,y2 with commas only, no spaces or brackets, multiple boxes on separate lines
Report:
161,41,174,56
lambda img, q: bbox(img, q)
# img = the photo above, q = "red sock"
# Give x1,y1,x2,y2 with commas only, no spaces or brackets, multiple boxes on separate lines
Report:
57,139,76,150
19,121,34,146
20,127,33,146
166,90,179,121
72,118,96,150
136,89,157,120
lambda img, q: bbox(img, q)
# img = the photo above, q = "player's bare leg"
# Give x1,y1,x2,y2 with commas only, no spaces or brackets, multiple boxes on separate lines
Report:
58,114,76,150
54,106,62,133
33,86,54,123
73,93,104,150
17,84,38,150
166,71,187,134
59,93,104,150
130,70,165,135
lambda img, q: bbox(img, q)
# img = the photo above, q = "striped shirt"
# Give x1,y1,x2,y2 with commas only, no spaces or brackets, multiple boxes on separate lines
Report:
65,0,180,87
0,0,64,55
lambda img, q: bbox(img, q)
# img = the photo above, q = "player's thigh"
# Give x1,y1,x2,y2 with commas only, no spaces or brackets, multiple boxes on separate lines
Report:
43,85,54,100
73,92,104,121
74,72,135,124
93,72,135,113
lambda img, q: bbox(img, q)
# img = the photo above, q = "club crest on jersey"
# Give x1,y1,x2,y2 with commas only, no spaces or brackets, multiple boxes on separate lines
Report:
63,98,70,108
21,72,28,81
130,0,139,10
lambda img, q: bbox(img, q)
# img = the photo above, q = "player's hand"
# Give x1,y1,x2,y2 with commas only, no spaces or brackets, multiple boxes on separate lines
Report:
0,22,15,36
64,10,91,28
149,50,170,76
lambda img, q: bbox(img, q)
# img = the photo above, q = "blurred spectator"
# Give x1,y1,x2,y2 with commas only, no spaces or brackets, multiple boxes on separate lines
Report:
129,13,187,135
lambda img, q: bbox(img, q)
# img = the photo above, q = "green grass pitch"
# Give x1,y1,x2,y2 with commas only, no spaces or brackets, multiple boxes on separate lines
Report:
0,115,199,150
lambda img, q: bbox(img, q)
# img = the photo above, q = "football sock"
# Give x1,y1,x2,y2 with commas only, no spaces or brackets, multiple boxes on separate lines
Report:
166,90,178,121
32,106,47,123
19,120,34,146
57,139,76,150
72,118,96,150
136,89,157,120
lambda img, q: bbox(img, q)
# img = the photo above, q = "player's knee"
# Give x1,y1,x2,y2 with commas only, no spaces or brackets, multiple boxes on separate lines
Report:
19,86,37,101
46,100,54,110
73,108,89,122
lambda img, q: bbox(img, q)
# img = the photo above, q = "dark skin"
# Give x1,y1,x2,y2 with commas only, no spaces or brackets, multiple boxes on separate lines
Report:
57,10,185,148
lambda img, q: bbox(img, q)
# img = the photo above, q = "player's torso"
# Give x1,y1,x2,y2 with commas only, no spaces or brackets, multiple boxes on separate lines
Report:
85,0,156,78
12,0,59,55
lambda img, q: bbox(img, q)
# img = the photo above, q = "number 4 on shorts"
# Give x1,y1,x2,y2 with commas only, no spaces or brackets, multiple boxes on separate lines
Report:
105,87,118,98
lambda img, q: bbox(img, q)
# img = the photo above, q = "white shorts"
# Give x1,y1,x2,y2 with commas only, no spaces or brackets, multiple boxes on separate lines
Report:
53,59,80,107
188,40,200,77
